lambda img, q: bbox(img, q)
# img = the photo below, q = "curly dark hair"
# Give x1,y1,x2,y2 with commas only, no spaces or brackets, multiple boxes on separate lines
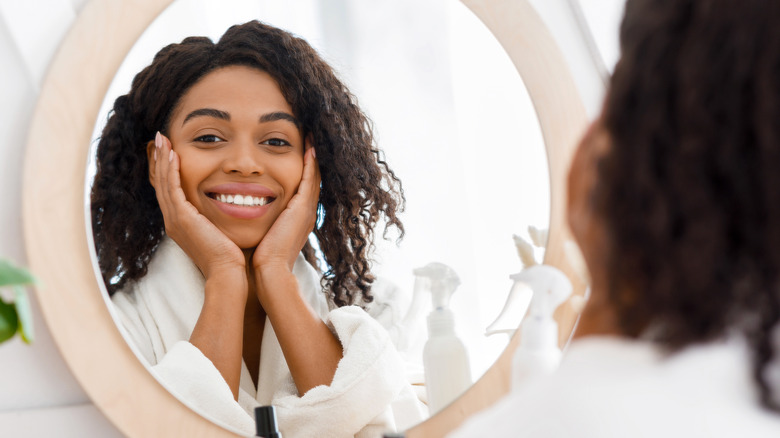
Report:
91,20,404,307
593,0,780,411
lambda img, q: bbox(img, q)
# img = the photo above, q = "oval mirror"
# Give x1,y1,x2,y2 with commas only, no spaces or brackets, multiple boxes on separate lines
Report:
86,0,548,432
23,0,589,436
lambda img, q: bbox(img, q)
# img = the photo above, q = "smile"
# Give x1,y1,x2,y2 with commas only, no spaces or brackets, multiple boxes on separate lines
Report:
208,193,275,207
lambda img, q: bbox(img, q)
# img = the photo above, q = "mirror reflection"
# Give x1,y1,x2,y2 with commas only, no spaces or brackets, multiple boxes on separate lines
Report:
87,0,549,435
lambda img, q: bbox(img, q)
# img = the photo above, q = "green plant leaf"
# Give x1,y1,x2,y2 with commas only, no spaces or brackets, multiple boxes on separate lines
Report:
14,286,34,343
0,298,19,344
0,260,36,287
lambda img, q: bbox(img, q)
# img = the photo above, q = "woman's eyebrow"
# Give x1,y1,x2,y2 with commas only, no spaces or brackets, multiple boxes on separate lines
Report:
182,108,230,126
260,111,300,128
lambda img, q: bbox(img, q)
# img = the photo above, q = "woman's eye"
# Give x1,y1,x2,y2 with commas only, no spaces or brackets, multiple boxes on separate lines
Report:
263,138,291,147
194,134,223,143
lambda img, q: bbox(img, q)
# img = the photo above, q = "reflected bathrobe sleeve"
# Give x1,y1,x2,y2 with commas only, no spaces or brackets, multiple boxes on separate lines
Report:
113,292,423,437
110,238,425,437
257,257,427,437
112,287,257,435
264,306,423,438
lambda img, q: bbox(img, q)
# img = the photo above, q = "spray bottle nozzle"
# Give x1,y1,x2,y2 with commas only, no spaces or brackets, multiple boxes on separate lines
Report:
510,265,572,318
413,262,461,310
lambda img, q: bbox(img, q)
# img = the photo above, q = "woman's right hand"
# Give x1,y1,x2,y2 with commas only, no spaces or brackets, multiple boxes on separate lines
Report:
150,132,246,282
152,132,248,399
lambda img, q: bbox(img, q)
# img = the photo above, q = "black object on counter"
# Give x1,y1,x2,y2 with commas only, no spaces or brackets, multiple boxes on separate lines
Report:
255,405,282,438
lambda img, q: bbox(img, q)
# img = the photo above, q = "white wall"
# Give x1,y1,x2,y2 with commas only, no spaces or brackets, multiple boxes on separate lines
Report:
0,0,124,435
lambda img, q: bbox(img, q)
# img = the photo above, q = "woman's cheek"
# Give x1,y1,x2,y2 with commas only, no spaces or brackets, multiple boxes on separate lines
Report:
281,157,305,196
176,155,208,213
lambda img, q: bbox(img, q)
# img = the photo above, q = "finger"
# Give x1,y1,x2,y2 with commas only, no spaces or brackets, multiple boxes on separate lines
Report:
302,147,321,229
166,138,190,211
152,132,171,217
311,148,321,199
299,146,320,200
305,135,319,182
149,133,160,190
291,148,319,219
156,132,174,218
304,137,319,177
161,135,195,223
308,147,322,203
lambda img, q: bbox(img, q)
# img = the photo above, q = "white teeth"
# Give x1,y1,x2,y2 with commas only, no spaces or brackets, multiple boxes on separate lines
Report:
215,193,271,207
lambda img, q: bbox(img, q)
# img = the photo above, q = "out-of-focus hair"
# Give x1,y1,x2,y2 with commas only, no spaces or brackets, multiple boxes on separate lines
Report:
596,0,780,411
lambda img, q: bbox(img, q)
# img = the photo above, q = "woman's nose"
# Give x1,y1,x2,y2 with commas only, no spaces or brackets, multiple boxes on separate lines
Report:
222,140,264,176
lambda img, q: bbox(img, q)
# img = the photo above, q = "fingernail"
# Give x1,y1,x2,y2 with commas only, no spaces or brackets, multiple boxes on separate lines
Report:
169,150,174,162
155,131,162,148
312,148,316,159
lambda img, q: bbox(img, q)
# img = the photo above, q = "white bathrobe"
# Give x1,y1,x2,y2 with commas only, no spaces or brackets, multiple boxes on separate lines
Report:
111,237,425,438
449,335,780,438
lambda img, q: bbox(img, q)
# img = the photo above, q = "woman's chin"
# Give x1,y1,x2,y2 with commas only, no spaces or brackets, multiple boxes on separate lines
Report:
237,240,262,251
216,222,272,253
227,234,265,252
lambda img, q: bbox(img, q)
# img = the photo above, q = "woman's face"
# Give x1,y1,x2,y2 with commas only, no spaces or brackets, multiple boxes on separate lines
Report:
161,65,304,249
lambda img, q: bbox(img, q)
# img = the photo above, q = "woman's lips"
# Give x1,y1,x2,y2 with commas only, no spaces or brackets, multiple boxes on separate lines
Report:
205,183,277,220
206,182,275,197
211,193,272,207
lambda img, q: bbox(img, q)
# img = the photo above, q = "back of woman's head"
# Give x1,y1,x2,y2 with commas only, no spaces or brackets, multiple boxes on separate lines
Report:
92,21,404,306
594,0,780,410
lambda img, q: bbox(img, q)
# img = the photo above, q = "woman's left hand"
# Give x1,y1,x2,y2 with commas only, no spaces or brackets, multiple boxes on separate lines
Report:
250,141,342,396
252,140,320,277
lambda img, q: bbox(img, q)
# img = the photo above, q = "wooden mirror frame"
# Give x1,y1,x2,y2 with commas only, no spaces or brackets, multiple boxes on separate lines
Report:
22,0,588,436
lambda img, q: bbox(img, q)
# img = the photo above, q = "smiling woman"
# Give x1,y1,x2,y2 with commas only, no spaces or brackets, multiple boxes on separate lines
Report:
89,20,421,436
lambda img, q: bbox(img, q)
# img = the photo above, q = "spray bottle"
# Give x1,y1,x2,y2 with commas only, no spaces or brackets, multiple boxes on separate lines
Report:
415,262,472,415
509,264,572,391
485,231,547,338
